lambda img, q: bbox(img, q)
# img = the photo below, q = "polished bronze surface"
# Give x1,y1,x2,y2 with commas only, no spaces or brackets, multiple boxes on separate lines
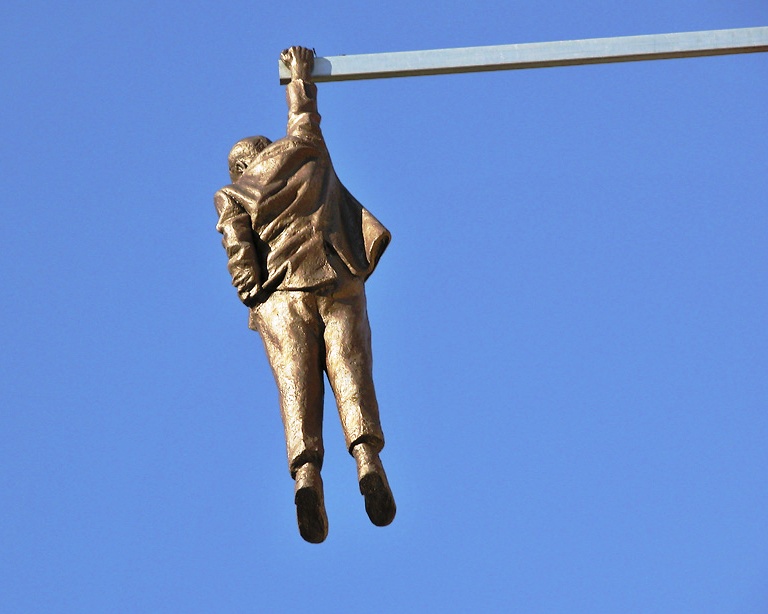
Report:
214,46,395,543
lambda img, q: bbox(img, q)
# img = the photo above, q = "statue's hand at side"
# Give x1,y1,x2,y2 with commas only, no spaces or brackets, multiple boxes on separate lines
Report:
230,267,262,307
239,285,263,308
280,46,314,81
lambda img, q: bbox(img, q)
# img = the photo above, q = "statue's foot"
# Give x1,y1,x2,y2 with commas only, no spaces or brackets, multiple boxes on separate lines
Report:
352,443,396,527
294,463,328,543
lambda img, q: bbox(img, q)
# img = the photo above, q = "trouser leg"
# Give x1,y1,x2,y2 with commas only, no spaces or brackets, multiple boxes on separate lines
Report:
319,281,385,455
251,291,325,477
320,279,395,527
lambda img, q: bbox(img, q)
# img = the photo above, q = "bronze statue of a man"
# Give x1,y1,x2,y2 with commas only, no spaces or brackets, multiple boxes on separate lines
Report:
214,46,395,543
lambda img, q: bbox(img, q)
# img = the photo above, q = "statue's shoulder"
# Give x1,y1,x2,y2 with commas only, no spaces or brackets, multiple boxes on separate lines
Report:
214,183,241,202
214,184,238,215
267,136,320,155
215,182,259,215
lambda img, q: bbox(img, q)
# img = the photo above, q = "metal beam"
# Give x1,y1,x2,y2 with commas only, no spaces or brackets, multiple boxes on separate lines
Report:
279,27,768,84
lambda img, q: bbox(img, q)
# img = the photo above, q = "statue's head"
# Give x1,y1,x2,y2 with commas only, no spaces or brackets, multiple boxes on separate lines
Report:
228,135,273,182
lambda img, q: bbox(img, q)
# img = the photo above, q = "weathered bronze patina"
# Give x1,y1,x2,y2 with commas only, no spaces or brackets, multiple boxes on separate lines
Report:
214,46,395,543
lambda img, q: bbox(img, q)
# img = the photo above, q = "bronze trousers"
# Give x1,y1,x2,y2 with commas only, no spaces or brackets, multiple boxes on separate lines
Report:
251,277,384,477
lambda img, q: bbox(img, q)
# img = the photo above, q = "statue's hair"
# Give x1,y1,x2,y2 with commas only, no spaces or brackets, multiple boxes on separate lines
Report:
228,135,273,181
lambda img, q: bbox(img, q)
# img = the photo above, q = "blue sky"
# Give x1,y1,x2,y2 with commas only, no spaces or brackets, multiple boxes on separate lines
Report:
2,2,767,612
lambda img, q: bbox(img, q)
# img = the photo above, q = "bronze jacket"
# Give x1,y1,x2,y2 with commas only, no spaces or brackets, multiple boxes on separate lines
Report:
214,79,390,306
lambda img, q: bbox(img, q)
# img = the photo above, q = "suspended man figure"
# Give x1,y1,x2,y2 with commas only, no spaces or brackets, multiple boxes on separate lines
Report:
214,46,395,543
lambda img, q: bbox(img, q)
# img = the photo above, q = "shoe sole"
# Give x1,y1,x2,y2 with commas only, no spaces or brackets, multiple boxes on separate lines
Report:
359,472,396,527
295,487,328,543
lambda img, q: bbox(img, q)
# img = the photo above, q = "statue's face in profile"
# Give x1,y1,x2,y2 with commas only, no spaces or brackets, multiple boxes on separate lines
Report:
228,135,272,182
230,156,253,182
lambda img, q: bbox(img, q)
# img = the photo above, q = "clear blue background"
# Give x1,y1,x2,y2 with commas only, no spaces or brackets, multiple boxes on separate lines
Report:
2,2,766,612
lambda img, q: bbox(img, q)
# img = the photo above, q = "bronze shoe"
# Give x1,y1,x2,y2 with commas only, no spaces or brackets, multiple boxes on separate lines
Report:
294,463,328,543
352,444,396,527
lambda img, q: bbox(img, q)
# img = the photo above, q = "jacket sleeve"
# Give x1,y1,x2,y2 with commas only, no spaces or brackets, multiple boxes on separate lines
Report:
286,79,323,142
214,189,260,305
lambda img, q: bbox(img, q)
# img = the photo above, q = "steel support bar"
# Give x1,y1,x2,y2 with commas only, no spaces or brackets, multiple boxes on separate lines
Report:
279,27,768,84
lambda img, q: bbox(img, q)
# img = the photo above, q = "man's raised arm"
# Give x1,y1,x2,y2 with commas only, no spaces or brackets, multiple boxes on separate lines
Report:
281,46,322,139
